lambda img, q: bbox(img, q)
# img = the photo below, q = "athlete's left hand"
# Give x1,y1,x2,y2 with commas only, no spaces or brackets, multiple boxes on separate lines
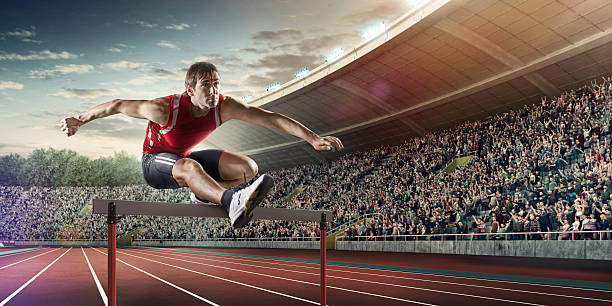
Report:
312,135,344,152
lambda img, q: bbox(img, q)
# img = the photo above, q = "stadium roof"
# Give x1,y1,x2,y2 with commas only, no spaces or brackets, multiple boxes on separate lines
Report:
204,0,612,171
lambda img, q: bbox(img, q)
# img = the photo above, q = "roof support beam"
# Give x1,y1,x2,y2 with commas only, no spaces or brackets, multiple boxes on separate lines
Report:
330,79,426,136
434,19,561,98
268,128,327,162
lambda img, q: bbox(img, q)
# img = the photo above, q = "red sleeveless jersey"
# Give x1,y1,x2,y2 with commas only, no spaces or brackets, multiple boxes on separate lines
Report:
142,93,223,156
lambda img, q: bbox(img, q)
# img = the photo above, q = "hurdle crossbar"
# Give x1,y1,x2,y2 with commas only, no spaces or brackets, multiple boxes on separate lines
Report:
93,199,330,306
93,199,331,222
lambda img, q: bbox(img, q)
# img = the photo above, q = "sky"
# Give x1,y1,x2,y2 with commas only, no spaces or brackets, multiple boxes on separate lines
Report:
0,0,416,160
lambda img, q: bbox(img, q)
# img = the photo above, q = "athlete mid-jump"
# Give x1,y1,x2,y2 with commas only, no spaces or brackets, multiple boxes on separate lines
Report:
60,62,343,228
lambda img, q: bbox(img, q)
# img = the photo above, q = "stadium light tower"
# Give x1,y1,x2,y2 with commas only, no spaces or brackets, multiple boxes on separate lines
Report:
362,21,386,41
324,47,345,63
266,82,280,92
294,67,309,79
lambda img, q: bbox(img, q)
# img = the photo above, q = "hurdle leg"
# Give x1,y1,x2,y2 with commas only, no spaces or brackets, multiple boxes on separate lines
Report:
107,202,117,306
320,213,326,306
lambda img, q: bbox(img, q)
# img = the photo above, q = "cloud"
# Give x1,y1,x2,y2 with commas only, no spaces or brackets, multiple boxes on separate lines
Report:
181,54,243,68
246,54,318,70
133,20,194,32
231,47,268,54
101,61,148,70
99,81,124,86
0,81,24,90
0,143,35,154
39,110,67,118
342,1,404,25
107,43,135,53
118,87,173,99
127,67,184,85
237,54,319,92
49,88,119,99
4,28,35,38
0,111,22,119
0,50,79,61
127,76,157,86
150,68,182,79
80,116,147,140
275,33,354,55
243,30,353,59
181,56,213,66
251,28,303,43
29,64,95,79
1,27,42,44
244,74,274,89
135,20,158,28
20,38,42,44
164,23,191,31
157,40,178,49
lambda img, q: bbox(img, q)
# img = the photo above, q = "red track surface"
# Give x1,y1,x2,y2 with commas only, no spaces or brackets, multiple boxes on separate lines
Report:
1,247,611,305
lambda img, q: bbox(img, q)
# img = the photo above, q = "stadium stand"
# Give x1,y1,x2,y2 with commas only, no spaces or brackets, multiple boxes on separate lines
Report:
1,78,611,241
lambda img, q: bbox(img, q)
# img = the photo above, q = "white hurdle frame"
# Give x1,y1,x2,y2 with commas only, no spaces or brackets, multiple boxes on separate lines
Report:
93,199,331,306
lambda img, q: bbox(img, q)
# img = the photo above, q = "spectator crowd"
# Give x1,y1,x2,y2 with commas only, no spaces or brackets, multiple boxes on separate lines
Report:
1,78,612,241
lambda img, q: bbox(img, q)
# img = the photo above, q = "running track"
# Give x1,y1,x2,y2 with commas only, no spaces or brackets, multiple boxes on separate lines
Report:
0,247,611,305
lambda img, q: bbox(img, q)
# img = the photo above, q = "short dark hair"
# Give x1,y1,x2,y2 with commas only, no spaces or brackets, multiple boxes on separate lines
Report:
185,62,218,89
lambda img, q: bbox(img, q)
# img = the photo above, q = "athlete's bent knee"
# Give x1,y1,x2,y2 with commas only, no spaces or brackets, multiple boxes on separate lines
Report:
173,158,204,179
246,159,258,180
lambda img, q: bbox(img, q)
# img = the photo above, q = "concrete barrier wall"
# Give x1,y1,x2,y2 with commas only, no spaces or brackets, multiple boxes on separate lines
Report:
13,239,610,261
337,240,612,260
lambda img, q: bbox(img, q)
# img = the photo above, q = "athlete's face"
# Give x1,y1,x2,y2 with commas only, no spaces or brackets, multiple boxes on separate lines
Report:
190,71,220,108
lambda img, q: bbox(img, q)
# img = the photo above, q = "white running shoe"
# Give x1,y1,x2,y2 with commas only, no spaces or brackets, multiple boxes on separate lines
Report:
228,174,274,228
190,192,213,204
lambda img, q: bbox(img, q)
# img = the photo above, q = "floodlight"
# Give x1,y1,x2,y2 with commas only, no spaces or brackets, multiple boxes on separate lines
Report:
362,21,386,41
324,48,345,63
266,82,280,92
241,95,253,102
294,67,309,79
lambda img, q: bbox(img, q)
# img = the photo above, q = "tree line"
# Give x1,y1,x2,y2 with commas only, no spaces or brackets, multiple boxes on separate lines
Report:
0,148,144,187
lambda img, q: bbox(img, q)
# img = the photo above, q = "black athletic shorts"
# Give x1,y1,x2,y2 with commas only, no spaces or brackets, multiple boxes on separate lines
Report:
141,149,224,189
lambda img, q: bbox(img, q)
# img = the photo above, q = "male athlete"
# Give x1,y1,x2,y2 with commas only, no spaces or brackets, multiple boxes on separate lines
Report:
60,62,343,228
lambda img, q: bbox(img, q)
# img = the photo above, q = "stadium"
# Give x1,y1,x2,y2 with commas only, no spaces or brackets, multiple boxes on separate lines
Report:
1,0,612,305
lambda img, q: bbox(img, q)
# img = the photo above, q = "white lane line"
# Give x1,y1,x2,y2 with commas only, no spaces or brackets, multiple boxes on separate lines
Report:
0,248,59,271
0,248,42,258
0,248,71,306
123,249,434,306
81,248,108,306
116,249,324,306
328,265,612,303
136,249,542,306
90,248,218,306
149,248,612,294
145,249,611,304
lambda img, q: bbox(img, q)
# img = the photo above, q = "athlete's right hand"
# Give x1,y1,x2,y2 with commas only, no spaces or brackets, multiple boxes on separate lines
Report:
60,117,84,137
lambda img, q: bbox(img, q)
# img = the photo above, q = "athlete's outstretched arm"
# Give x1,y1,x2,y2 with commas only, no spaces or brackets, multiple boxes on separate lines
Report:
60,98,168,137
221,96,344,152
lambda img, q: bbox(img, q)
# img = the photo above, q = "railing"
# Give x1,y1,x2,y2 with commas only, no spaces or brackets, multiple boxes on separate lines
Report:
134,236,321,242
336,230,612,241
3,239,108,242
1,230,612,245
6,230,611,244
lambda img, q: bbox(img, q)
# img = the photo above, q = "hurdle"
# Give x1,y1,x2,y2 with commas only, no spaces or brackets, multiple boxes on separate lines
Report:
93,199,331,306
